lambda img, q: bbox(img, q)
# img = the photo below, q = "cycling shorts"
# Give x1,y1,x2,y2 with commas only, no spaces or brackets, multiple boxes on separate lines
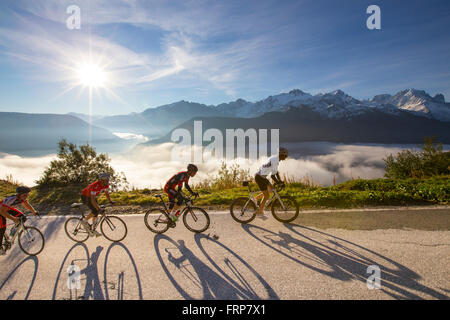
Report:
255,174,271,192
164,186,183,205
81,195,101,217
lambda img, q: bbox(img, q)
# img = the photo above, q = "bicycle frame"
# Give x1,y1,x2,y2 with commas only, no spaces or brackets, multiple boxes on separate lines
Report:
245,183,285,210
4,219,25,245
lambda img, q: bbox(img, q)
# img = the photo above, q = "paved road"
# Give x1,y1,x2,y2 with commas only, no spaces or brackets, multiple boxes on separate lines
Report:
1,210,449,300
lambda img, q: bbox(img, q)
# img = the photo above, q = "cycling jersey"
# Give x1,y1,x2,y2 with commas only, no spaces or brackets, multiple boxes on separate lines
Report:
1,195,24,229
165,171,190,190
82,180,109,197
257,155,279,177
1,195,24,209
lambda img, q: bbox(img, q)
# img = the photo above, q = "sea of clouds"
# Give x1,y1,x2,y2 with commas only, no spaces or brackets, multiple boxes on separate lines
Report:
1,142,436,189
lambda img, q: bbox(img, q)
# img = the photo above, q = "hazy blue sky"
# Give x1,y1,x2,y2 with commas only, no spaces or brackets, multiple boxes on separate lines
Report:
0,0,449,115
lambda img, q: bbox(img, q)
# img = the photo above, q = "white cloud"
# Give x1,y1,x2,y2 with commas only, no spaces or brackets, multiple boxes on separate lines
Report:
0,143,420,189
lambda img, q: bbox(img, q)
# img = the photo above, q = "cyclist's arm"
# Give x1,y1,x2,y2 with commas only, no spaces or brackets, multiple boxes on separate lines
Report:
184,182,194,195
0,206,19,223
271,172,282,184
104,189,112,203
22,200,38,216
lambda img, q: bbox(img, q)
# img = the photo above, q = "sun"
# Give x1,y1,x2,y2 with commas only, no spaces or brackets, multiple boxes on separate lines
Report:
76,62,108,88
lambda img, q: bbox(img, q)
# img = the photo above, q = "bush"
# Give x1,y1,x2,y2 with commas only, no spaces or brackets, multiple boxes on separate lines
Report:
384,137,450,179
36,139,128,191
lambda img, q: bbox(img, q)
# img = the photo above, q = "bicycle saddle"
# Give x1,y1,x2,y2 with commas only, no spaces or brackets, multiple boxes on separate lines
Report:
154,194,163,198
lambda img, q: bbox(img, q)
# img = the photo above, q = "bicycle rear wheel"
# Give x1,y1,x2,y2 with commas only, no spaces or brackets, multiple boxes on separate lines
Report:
183,207,210,233
101,216,128,242
18,226,45,256
271,196,299,223
144,208,170,234
230,197,257,224
65,217,90,243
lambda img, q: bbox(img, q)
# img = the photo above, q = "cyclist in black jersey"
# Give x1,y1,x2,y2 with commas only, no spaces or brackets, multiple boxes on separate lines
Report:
163,164,199,222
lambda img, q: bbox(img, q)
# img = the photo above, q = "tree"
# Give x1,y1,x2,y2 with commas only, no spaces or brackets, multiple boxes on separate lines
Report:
37,139,128,190
384,137,450,179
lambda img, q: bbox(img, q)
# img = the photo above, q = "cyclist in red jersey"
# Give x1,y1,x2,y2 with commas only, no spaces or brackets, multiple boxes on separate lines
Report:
164,164,199,222
80,172,114,237
0,186,39,255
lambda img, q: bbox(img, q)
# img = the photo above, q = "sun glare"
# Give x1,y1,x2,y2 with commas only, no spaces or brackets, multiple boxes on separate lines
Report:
76,62,108,88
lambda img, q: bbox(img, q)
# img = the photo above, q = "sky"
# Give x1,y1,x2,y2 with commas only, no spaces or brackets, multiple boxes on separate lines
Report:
0,0,449,116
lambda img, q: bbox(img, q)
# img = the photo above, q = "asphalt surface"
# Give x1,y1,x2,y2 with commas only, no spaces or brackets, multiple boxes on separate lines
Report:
0,210,449,300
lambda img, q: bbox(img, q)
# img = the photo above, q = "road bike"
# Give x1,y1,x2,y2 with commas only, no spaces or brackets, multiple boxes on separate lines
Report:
144,192,210,234
230,181,299,224
65,203,127,243
2,214,45,256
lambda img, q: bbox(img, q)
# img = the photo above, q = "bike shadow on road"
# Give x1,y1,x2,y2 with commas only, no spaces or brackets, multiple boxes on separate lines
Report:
52,242,142,300
241,223,448,299
0,256,39,300
154,234,279,300
103,242,143,300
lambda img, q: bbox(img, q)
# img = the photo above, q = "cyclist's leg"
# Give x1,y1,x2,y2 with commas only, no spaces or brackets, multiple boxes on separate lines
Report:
0,215,6,250
255,174,271,214
82,195,100,223
165,188,179,214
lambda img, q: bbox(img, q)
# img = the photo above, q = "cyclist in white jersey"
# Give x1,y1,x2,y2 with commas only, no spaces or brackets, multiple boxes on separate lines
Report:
254,147,288,215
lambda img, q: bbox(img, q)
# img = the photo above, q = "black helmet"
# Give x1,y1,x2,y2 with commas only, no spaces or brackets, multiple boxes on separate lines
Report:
279,147,288,157
187,164,198,173
16,186,31,194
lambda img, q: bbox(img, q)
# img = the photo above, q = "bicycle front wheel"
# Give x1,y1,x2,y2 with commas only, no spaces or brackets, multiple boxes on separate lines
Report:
65,217,90,243
18,227,45,256
101,216,128,242
144,208,170,234
183,207,210,233
271,196,299,223
230,197,257,224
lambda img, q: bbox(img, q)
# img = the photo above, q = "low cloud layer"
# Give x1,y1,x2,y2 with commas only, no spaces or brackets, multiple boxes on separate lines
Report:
0,142,432,189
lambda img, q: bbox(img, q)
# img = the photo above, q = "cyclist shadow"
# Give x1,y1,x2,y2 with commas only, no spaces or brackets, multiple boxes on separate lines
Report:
52,243,104,300
242,223,447,299
0,256,39,300
53,242,142,300
154,234,278,300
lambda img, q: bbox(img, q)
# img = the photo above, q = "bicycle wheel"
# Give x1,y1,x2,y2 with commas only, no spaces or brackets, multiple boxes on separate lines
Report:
183,207,210,233
101,216,128,242
144,208,170,234
65,217,90,243
230,197,257,224
271,196,299,223
18,227,45,256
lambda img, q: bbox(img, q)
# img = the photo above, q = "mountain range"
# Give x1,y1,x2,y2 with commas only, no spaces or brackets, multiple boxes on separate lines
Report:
1,88,449,156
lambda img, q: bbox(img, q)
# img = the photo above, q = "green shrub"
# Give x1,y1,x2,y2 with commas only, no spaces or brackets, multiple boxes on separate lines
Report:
384,137,450,179
36,139,128,191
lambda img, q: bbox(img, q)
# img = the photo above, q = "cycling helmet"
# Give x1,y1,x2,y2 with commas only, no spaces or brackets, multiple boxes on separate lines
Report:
279,147,288,157
16,186,31,194
187,164,198,173
98,172,111,180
